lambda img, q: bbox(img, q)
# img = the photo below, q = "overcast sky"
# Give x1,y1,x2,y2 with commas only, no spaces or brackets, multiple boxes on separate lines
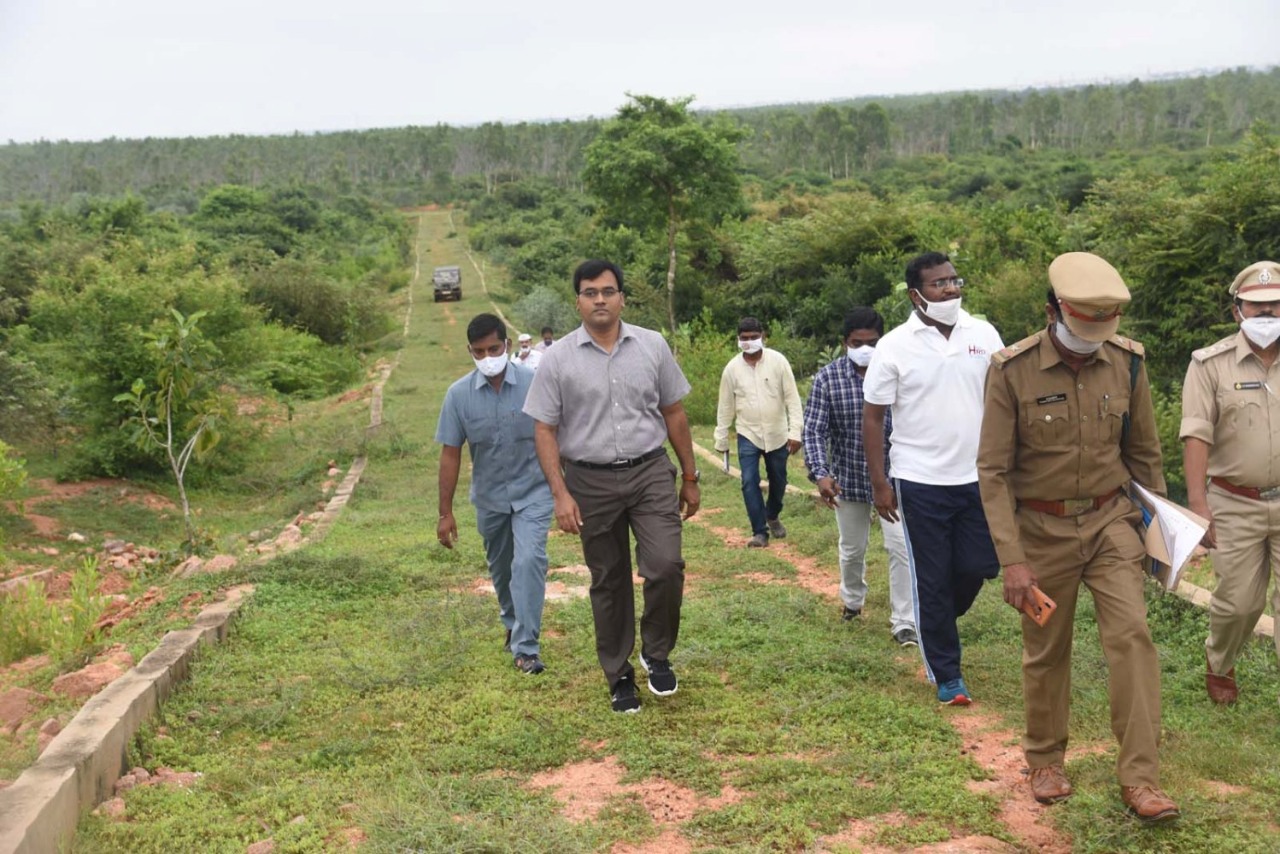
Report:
0,0,1272,143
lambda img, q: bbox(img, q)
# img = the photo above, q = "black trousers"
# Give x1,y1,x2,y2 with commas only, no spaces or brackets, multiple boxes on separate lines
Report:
565,453,686,687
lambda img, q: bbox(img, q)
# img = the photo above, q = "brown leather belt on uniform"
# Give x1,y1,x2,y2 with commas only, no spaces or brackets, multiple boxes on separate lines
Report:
567,447,665,471
1019,487,1124,517
1211,476,1280,501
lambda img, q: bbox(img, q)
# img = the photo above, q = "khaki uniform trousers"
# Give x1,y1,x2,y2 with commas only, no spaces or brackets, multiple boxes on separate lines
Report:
1206,484,1280,675
1017,494,1162,788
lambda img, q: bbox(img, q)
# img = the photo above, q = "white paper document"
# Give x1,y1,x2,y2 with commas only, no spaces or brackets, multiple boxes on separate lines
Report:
1129,482,1210,591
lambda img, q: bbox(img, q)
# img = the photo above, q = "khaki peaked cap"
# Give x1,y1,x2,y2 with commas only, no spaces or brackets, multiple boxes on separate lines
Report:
1047,252,1131,343
1229,260,1280,302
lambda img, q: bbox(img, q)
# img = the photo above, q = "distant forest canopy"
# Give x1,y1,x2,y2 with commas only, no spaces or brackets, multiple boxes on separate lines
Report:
1,67,1276,208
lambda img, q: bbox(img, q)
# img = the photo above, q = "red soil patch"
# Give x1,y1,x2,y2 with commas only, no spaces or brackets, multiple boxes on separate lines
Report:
97,571,132,596
1204,780,1251,797
688,516,837,600
337,385,372,404
5,478,176,540
527,755,744,849
949,711,1072,853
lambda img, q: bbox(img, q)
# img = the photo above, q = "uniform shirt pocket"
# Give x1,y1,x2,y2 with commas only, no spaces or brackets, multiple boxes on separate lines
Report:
1098,393,1130,444
1023,400,1072,447
1219,388,1263,430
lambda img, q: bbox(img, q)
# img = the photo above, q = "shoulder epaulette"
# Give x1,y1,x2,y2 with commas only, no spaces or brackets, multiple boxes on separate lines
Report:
1191,336,1236,363
1107,335,1145,358
991,331,1043,367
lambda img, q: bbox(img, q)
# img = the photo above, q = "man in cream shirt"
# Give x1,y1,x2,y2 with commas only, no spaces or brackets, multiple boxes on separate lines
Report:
714,317,804,548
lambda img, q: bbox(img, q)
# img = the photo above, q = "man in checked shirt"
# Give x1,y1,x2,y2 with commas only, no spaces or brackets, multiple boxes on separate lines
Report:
802,308,917,646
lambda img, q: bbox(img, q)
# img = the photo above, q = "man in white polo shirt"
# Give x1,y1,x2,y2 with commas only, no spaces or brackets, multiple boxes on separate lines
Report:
862,251,1004,705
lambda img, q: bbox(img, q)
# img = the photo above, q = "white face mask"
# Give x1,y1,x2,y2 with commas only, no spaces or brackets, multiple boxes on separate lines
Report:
519,345,531,354
739,338,764,354
474,347,508,377
1054,321,1103,355
847,345,875,367
1241,315,1280,349
914,293,962,326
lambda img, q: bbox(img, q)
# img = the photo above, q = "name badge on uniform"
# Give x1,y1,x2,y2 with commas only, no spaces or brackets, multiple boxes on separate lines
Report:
1234,381,1263,390
1036,393,1067,405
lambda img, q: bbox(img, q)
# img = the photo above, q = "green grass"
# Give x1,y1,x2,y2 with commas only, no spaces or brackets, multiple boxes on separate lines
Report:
59,211,1280,852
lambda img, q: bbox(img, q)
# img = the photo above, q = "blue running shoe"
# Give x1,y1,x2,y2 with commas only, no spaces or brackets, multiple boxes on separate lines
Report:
937,678,972,706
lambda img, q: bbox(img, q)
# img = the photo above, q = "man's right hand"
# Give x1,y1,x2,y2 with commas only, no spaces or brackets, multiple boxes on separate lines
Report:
554,492,584,535
1002,562,1039,611
817,476,841,508
871,478,899,522
1189,499,1217,549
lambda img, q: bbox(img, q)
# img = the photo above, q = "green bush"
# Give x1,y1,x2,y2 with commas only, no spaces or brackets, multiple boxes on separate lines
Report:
512,286,578,337
0,557,105,666
239,323,362,398
671,311,737,426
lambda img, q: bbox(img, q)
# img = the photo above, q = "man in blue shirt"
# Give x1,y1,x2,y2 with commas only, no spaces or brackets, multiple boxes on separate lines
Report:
803,308,916,646
436,313,554,675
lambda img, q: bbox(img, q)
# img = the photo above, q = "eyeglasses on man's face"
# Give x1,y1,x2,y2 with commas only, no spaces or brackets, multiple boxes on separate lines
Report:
578,287,620,300
923,277,965,290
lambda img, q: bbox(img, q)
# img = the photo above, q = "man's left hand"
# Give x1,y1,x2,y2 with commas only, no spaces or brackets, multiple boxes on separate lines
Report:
437,513,458,549
679,482,700,520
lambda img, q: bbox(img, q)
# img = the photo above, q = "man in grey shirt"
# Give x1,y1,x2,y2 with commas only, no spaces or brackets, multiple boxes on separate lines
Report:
437,313,554,675
524,259,701,713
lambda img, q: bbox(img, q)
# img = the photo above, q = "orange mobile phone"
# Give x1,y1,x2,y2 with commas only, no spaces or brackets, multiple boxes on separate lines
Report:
1021,586,1057,627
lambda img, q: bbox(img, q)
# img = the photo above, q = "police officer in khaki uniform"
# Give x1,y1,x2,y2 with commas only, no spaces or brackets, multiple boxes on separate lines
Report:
977,252,1179,823
1181,260,1280,705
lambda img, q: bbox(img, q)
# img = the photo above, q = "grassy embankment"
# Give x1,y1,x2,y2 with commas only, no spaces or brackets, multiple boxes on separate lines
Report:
72,211,1280,853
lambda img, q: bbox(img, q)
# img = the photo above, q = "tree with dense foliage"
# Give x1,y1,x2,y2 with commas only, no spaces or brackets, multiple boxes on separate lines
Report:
583,95,747,333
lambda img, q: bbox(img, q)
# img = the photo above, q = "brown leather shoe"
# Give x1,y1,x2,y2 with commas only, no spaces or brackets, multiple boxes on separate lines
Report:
1206,662,1238,705
1121,786,1180,823
1028,764,1072,804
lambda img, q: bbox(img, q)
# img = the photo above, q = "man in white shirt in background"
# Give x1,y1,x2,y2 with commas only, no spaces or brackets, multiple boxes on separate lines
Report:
534,326,555,352
714,317,804,548
863,251,1004,706
512,332,543,371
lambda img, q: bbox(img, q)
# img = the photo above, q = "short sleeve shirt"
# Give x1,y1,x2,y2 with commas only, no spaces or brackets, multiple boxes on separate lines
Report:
434,362,551,514
1180,331,1280,488
862,309,1004,484
523,321,691,464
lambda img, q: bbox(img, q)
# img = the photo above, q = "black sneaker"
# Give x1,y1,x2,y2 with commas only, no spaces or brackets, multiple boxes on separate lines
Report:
514,654,545,675
841,606,862,622
766,517,787,539
610,675,641,713
639,650,678,696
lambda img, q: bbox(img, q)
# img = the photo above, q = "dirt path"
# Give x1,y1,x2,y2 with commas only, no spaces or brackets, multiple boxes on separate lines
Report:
684,509,1078,852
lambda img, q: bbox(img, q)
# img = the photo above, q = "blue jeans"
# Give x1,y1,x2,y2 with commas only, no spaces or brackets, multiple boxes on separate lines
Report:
737,434,789,537
475,498,553,657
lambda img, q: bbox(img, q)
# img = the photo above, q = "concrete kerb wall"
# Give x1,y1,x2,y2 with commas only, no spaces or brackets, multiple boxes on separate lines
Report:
0,586,252,854
690,439,1274,641
0,214,424,853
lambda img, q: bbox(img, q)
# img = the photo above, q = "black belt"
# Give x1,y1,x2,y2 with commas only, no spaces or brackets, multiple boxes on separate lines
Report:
567,447,665,471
